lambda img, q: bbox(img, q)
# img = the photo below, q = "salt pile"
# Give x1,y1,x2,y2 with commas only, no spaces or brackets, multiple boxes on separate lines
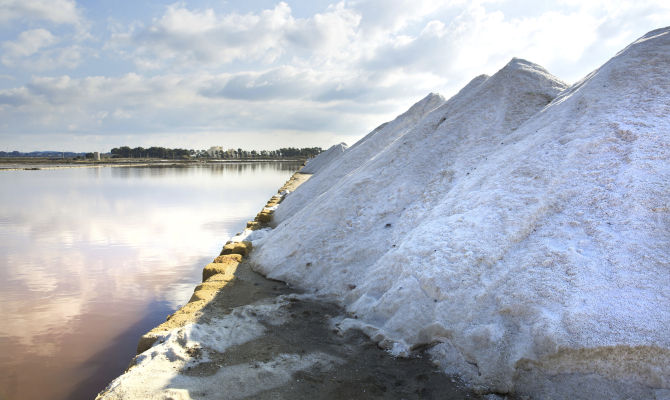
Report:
252,27,670,398
299,143,348,174
274,92,445,222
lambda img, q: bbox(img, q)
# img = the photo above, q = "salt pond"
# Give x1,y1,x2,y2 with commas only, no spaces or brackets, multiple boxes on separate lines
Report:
0,162,300,400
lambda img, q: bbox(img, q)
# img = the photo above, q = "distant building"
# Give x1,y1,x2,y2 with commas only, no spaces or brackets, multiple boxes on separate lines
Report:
94,152,100,161
207,146,223,157
226,148,238,158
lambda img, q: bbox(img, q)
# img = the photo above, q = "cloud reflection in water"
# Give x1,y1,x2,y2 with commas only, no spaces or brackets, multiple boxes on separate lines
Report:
0,162,300,400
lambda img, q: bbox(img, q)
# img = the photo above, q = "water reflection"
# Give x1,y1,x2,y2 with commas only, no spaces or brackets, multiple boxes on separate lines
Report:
0,162,300,400
108,161,301,179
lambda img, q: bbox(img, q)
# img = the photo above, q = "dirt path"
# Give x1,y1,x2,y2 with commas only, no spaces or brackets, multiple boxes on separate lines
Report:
99,259,484,399
196,263,487,399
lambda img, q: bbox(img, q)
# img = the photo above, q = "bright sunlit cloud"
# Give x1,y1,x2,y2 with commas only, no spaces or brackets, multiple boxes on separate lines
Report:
0,0,668,151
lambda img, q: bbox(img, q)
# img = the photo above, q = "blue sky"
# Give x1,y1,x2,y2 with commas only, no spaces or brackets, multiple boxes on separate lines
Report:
0,0,668,152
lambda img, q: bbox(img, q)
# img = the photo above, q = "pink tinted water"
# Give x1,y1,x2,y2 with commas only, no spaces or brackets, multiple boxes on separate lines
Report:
0,163,300,400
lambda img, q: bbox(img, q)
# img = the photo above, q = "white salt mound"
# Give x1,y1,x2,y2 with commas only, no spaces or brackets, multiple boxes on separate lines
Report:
299,142,348,174
274,92,445,223
252,27,670,399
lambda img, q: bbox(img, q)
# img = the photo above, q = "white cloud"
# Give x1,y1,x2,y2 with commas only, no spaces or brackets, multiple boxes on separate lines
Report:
110,0,670,89
0,0,91,71
1,0,668,150
359,0,670,84
0,70,400,151
200,66,317,101
110,2,361,70
1,28,83,70
2,28,55,58
0,0,82,26
348,0,457,33
110,3,291,68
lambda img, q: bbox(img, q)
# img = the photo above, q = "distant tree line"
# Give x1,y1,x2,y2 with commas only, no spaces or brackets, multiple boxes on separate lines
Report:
109,146,322,159
0,151,86,158
1,146,323,160
110,146,193,159
277,147,322,157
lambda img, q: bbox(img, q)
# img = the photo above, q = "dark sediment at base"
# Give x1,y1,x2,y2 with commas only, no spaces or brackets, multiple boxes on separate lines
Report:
171,260,483,399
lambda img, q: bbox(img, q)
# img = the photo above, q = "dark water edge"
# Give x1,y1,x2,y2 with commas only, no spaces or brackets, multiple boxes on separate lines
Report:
66,299,175,400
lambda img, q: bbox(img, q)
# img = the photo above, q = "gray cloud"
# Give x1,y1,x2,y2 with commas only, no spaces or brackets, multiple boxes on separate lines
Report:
1,0,668,152
199,68,314,101
0,71,392,147
0,87,31,106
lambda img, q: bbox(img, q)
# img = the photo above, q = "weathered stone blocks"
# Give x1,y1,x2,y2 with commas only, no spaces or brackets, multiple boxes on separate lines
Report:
220,241,252,257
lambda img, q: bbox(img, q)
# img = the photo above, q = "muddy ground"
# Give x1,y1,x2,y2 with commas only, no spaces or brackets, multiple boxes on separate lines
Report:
144,260,486,399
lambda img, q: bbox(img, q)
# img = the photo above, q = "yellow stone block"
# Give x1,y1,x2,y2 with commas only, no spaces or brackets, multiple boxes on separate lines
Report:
189,281,225,302
255,211,273,223
246,221,262,230
202,261,239,282
220,240,252,257
213,253,243,264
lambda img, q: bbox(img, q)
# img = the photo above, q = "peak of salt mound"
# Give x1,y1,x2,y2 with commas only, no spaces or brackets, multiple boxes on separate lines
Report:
504,57,544,70
273,92,445,222
484,56,567,95
255,56,567,292
300,142,347,174
401,92,445,116
616,25,669,56
552,25,670,108
418,56,567,142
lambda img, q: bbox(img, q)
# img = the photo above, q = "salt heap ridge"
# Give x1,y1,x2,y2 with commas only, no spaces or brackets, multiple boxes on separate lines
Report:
273,92,445,222
252,28,670,398
300,142,348,174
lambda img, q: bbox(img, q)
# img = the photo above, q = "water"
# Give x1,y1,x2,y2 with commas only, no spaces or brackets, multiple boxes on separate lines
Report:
0,162,301,400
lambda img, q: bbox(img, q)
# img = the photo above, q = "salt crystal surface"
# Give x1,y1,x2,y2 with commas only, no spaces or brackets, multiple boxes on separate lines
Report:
299,142,348,174
274,92,445,223
253,27,670,397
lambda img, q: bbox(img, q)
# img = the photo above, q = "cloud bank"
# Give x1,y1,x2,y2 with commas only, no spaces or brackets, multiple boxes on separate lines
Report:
0,0,668,151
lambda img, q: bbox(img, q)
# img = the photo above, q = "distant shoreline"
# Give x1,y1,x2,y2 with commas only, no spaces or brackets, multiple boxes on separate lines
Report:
0,158,306,171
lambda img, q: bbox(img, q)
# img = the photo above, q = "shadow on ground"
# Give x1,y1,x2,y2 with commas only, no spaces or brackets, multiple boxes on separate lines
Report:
156,262,484,399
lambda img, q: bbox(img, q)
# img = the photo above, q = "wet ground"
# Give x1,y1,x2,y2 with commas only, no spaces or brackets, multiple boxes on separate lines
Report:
119,260,486,399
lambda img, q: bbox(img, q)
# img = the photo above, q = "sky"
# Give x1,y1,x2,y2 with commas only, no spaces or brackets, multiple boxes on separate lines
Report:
0,0,668,152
